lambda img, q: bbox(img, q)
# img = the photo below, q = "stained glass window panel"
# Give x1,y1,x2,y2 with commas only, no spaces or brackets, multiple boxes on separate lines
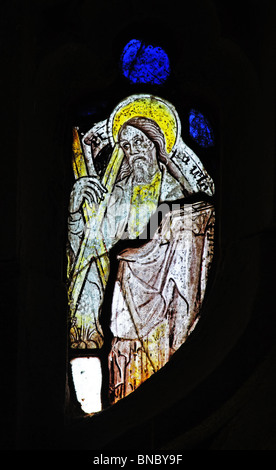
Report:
189,109,214,147
121,39,170,84
67,94,215,409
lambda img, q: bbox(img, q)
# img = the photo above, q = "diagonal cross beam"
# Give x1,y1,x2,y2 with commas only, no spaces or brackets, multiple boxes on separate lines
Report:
68,127,124,317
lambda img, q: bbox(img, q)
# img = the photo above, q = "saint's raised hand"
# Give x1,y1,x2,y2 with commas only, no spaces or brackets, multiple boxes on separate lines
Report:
69,176,107,213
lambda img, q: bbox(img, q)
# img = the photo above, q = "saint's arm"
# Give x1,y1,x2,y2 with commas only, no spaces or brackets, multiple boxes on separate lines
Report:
68,182,130,259
68,211,84,259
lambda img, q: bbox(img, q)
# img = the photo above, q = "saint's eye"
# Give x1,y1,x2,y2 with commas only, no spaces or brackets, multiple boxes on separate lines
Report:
134,138,142,146
122,142,130,151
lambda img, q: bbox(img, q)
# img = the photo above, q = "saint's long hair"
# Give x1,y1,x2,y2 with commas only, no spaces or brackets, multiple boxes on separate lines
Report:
116,116,169,182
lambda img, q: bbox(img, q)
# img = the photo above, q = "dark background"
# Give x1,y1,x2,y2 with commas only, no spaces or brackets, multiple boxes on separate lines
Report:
1,0,275,452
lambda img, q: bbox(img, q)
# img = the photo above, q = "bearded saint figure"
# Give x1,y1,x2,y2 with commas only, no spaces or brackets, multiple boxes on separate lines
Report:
67,95,215,405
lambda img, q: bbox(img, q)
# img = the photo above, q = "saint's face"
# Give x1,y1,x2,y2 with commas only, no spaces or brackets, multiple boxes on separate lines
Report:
119,125,159,183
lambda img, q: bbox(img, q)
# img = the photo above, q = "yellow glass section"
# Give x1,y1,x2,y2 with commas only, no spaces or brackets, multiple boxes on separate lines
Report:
128,170,162,238
72,127,87,178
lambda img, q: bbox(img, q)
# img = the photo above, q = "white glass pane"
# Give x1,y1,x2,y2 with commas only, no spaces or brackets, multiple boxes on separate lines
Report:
70,357,102,413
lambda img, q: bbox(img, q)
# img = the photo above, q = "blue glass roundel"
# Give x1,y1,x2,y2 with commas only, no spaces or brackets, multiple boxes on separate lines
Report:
189,109,214,147
121,39,170,85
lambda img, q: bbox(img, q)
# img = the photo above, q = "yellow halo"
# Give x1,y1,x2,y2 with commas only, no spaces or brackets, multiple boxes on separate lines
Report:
108,94,181,155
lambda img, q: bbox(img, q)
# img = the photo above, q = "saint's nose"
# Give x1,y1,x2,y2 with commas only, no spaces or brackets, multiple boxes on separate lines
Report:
129,141,139,155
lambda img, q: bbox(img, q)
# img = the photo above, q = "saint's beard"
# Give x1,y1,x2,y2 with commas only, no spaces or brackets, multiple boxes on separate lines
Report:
132,157,158,184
